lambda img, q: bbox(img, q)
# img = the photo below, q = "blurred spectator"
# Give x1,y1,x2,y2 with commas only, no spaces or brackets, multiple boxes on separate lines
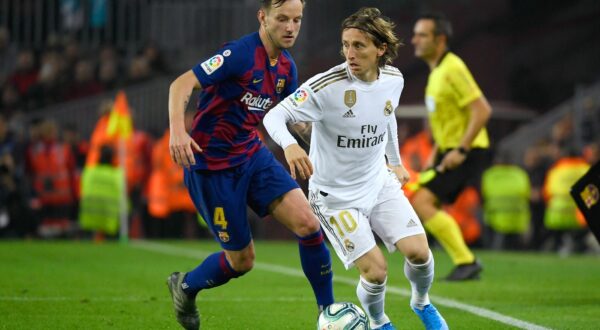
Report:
146,111,200,239
63,123,89,168
26,119,77,238
64,59,104,100
1,83,23,118
543,151,590,254
79,144,124,241
90,0,108,29
60,0,84,34
142,41,168,74
444,187,482,246
27,50,65,109
481,157,531,250
523,142,554,250
98,59,120,90
0,114,32,238
583,142,599,165
63,123,89,218
127,56,153,83
0,27,18,84
8,50,38,97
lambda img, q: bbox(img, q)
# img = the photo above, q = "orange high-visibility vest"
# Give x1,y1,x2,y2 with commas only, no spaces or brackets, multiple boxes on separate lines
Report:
28,141,75,206
148,130,195,218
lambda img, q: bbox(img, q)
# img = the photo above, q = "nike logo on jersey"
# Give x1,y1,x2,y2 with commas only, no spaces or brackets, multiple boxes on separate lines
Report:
343,109,355,118
252,78,263,84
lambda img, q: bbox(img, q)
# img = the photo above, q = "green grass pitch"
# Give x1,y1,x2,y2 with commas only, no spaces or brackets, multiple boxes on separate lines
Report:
1,240,599,329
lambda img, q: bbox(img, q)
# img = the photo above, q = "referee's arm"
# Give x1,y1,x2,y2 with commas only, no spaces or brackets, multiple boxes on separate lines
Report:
458,95,492,151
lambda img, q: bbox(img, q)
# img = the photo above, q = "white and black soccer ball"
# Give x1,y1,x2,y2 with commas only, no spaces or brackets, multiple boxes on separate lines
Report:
317,302,369,330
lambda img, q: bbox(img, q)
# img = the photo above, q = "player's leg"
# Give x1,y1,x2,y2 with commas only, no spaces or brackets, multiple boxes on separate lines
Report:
269,188,334,310
371,171,447,329
247,147,334,310
309,192,390,328
412,159,483,281
167,166,253,329
412,186,476,266
395,234,433,309
353,247,393,329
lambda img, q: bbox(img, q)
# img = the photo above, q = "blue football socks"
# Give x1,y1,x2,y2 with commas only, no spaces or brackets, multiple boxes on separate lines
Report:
182,251,244,297
298,230,335,308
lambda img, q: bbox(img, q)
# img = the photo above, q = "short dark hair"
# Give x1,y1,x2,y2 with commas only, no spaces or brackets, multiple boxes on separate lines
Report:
260,0,305,11
418,12,453,40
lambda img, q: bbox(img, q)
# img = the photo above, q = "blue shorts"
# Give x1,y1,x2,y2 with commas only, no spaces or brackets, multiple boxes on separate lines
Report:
184,146,299,250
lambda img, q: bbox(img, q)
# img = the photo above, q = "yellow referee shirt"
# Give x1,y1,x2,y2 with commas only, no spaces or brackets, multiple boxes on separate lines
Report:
425,52,489,151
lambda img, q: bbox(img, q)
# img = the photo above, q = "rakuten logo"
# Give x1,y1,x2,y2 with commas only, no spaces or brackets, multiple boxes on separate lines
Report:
240,92,273,112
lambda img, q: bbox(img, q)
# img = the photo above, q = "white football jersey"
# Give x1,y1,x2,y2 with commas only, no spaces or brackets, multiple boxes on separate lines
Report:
264,62,404,210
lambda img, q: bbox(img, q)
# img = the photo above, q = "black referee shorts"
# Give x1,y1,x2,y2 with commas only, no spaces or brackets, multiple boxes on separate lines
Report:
422,148,490,204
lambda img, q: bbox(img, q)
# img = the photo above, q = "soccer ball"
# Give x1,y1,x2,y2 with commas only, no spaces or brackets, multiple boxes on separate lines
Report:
317,302,369,330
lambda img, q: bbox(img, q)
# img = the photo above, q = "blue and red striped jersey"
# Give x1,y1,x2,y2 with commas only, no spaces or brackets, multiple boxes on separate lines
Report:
190,32,298,170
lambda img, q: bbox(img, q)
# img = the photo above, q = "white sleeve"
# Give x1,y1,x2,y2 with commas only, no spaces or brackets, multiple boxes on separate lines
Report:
263,85,323,149
385,115,402,166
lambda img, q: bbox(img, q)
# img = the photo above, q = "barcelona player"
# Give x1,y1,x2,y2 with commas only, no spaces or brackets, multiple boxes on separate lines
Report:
166,1,334,329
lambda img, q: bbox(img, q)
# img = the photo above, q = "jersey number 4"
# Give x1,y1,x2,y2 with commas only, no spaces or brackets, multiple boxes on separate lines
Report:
214,207,228,230
329,210,357,238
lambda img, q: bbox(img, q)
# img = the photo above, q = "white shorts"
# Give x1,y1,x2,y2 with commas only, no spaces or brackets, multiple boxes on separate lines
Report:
309,170,425,269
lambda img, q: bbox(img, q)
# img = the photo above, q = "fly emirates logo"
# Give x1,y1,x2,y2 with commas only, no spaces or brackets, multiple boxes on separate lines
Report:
240,92,273,112
337,124,385,149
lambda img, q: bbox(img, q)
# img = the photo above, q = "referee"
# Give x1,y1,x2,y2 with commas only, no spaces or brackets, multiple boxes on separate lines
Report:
411,13,492,281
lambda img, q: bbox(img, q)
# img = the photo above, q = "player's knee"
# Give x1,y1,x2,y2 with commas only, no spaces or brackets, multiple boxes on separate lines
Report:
228,252,255,273
362,266,388,284
405,246,431,265
359,260,388,284
292,211,320,237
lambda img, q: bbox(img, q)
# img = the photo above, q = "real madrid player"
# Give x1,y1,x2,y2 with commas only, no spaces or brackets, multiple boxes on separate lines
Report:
264,7,447,330
166,1,334,329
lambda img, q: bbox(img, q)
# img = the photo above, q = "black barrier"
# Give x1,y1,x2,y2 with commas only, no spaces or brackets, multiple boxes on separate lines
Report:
571,161,600,244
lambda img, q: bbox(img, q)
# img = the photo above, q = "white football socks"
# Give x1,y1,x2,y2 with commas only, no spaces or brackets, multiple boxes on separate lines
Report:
404,249,434,310
356,276,391,328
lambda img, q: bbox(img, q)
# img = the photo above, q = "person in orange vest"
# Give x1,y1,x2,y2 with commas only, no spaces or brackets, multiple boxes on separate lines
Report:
147,111,199,238
86,99,153,239
86,100,115,167
26,119,77,237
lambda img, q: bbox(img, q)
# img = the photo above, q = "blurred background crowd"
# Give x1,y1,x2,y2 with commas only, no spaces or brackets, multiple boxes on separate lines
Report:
0,0,599,254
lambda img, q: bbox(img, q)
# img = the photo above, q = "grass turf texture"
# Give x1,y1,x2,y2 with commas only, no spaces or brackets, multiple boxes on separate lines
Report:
1,240,599,329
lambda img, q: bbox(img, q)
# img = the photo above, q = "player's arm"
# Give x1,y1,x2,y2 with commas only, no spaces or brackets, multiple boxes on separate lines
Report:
289,122,312,146
386,115,410,186
264,104,313,180
168,70,202,168
264,85,323,180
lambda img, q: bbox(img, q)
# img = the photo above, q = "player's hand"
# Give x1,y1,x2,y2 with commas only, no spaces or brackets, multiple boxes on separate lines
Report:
390,164,410,186
169,130,202,168
436,149,466,173
284,143,313,180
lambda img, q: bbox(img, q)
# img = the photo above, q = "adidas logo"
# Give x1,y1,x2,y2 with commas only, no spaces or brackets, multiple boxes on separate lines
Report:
343,109,356,118
407,219,418,228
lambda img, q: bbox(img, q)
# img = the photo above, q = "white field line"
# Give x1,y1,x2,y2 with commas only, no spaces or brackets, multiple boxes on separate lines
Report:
131,240,552,330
